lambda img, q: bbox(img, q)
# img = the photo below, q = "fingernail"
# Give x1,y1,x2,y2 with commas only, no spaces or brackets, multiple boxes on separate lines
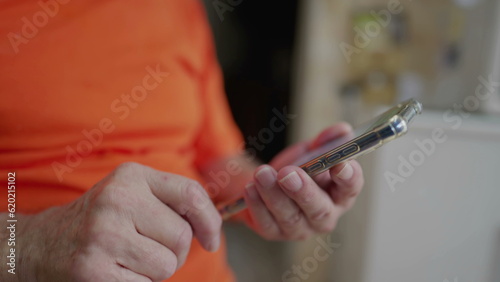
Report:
245,182,259,200
279,171,303,192
255,166,276,189
208,234,220,252
336,162,354,180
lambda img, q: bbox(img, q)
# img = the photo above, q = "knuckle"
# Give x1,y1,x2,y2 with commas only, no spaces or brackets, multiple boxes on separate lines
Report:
254,215,276,234
184,179,203,191
112,162,148,190
182,180,205,206
147,249,177,280
316,218,338,233
161,267,176,281
260,220,275,232
116,162,141,173
98,184,130,210
96,184,148,213
277,211,302,228
266,196,281,207
296,189,315,205
174,222,193,254
266,196,290,211
345,188,361,199
161,254,178,280
309,207,332,222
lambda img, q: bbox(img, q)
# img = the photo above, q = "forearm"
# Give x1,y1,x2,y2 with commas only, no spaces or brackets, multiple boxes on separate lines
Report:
0,206,66,282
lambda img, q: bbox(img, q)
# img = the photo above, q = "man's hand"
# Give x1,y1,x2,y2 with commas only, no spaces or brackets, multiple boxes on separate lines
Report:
6,162,221,282
243,123,364,240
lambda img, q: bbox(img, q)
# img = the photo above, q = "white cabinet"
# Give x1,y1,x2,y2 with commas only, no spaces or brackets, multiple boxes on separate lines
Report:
330,111,500,282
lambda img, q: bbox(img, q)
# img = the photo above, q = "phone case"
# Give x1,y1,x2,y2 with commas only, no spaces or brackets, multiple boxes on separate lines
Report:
219,99,422,219
300,99,422,176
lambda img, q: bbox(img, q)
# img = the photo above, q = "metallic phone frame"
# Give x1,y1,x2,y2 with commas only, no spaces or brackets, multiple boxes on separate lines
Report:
300,99,422,176
219,99,422,219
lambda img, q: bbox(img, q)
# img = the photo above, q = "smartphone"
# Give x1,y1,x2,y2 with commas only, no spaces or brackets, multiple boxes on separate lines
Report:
219,99,423,220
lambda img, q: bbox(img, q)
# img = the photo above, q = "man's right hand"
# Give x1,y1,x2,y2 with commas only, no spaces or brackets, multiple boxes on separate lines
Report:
4,162,222,282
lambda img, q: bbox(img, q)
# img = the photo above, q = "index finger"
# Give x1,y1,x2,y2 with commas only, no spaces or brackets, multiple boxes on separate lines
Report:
145,169,222,253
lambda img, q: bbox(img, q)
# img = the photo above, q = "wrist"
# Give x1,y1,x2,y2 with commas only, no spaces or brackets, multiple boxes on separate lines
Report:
0,207,60,282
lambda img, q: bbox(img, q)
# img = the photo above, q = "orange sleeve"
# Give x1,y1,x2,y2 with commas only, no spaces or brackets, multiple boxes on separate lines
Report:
194,23,244,168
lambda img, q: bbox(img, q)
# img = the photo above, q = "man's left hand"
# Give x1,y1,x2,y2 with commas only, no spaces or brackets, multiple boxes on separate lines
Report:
243,123,364,240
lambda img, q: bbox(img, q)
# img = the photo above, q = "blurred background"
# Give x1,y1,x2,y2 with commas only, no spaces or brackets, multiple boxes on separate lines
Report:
203,0,500,281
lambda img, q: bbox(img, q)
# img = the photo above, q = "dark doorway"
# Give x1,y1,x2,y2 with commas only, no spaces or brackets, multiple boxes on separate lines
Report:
203,0,299,163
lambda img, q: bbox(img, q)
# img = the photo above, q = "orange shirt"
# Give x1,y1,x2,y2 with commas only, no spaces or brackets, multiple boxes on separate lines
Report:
0,0,243,281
